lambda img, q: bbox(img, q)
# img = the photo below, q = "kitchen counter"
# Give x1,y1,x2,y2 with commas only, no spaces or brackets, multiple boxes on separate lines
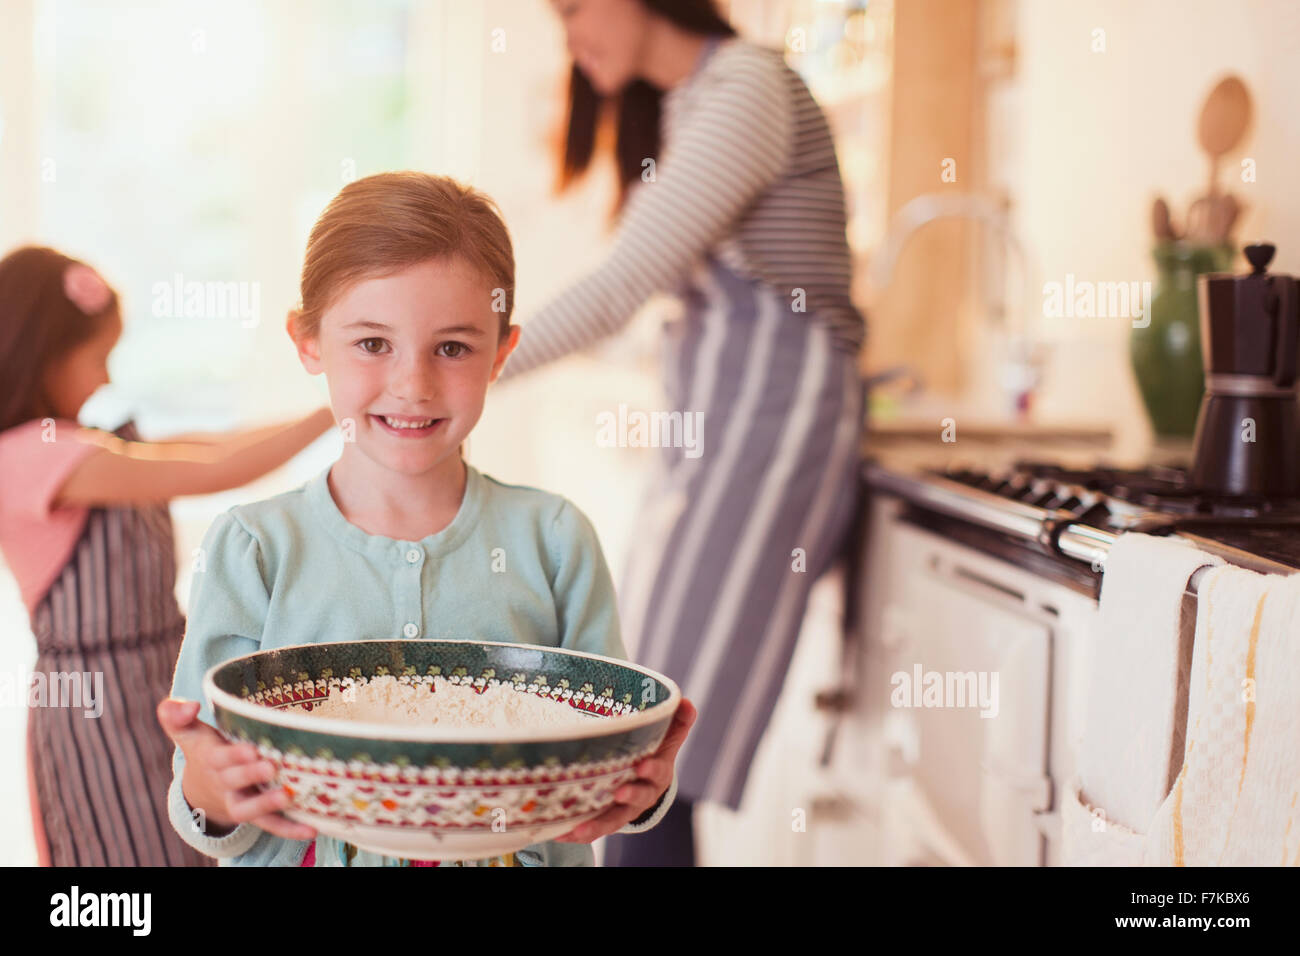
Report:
862,415,1171,471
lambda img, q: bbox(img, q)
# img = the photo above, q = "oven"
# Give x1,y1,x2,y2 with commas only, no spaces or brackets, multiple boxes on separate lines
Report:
828,456,1300,866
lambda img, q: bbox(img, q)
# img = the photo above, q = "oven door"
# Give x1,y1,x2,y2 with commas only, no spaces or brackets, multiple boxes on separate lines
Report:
880,522,1054,866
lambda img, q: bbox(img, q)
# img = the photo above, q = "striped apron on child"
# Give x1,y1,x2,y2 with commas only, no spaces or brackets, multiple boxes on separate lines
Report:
26,420,214,866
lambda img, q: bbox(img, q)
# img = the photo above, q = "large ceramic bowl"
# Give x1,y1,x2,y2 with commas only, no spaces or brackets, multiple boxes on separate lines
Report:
203,639,680,860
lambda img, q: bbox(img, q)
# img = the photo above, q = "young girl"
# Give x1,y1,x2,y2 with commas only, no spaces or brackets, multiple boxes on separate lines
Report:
158,171,695,867
0,245,335,866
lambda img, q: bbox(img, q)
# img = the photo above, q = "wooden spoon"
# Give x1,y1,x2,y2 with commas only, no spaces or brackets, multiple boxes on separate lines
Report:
1197,75,1252,198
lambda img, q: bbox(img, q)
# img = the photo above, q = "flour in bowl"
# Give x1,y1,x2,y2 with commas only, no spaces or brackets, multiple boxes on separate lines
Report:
295,675,593,729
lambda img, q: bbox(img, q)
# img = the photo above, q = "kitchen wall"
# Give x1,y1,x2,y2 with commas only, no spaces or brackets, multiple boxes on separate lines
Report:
1006,0,1300,460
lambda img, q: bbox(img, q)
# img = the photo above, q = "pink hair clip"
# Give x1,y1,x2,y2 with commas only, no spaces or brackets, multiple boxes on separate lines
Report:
63,263,113,315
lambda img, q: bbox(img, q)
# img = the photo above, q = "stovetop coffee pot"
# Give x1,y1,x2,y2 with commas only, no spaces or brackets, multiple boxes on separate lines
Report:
1190,243,1300,496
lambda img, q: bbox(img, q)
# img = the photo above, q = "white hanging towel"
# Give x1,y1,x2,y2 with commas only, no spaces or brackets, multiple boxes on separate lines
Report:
1063,533,1222,865
1061,776,1148,866
1143,562,1300,866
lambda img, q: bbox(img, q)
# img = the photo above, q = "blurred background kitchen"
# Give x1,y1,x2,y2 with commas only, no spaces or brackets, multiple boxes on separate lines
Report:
3,0,1299,866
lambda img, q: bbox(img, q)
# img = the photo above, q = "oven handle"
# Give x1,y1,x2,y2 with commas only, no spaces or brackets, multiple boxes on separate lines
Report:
864,460,1300,582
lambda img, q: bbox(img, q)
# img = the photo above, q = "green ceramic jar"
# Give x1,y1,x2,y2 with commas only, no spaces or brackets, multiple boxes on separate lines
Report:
1131,241,1236,438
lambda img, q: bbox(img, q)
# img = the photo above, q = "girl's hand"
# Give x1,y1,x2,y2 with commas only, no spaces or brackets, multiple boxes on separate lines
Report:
157,698,317,843
553,697,697,843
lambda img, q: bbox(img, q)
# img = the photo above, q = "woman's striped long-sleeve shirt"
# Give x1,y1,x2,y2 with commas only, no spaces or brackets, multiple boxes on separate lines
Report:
498,36,866,381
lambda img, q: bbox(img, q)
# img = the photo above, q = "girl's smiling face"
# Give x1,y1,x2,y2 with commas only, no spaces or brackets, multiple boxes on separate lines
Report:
292,256,518,479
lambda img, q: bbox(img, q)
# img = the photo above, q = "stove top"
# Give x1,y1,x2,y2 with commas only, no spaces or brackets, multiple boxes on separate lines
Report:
932,459,1300,571
974,461,1300,519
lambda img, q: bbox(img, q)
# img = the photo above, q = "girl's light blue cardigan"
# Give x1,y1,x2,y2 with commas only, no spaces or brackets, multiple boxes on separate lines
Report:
166,462,675,866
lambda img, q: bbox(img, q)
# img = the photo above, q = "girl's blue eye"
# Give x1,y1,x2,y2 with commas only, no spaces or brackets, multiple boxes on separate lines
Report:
357,338,388,354
438,341,470,358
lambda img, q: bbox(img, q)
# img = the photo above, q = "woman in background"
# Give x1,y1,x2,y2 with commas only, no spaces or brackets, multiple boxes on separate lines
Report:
0,245,333,865
498,0,866,865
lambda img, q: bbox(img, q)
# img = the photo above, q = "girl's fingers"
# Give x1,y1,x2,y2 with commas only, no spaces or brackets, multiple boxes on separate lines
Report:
629,701,695,781
556,701,699,843
555,780,668,842
219,759,277,791
611,780,662,807
227,784,294,823
631,757,671,792
155,697,198,727
660,700,697,749
558,805,640,842
224,780,317,841
155,699,203,743
206,742,263,772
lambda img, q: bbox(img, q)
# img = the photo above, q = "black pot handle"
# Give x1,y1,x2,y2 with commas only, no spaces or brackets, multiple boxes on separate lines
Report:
1274,275,1298,388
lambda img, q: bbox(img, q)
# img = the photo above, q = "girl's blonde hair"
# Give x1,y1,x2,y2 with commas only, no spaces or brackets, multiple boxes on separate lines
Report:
291,172,515,340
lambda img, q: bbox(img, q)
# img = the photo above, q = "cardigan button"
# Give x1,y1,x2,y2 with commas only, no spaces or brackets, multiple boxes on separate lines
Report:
405,548,421,564
403,622,419,638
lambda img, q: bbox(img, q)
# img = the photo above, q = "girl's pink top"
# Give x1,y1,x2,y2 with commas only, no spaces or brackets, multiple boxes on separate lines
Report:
0,418,101,618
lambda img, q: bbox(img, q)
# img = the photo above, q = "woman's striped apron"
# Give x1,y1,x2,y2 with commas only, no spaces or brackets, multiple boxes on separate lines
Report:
26,420,214,866
617,256,865,811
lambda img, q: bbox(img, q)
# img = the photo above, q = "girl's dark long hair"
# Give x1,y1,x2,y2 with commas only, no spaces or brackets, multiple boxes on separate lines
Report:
0,246,119,432
555,0,735,224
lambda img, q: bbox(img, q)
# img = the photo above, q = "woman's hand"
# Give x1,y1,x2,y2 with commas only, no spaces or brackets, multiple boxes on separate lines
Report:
157,698,317,842
553,697,697,843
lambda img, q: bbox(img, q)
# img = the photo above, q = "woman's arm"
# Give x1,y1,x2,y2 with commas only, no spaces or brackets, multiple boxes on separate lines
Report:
52,407,335,507
498,51,792,381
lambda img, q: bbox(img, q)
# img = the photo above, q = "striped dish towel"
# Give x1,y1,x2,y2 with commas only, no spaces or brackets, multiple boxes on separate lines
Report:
1143,563,1300,866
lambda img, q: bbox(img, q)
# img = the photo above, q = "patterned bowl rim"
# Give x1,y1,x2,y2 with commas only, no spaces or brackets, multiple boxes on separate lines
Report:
202,638,682,743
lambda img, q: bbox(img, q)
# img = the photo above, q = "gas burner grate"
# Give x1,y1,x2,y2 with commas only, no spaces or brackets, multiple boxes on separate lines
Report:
938,461,1300,522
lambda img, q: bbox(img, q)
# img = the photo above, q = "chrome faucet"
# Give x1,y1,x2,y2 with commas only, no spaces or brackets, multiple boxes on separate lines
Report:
867,191,1045,418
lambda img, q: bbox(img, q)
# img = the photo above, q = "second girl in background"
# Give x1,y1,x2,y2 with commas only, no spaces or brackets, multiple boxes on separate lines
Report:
0,245,334,866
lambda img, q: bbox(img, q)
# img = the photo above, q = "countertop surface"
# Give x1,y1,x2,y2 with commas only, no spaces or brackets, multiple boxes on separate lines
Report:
860,416,1180,473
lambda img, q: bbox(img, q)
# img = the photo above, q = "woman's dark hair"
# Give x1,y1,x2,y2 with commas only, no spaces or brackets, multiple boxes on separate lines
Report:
554,0,735,223
0,246,119,432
